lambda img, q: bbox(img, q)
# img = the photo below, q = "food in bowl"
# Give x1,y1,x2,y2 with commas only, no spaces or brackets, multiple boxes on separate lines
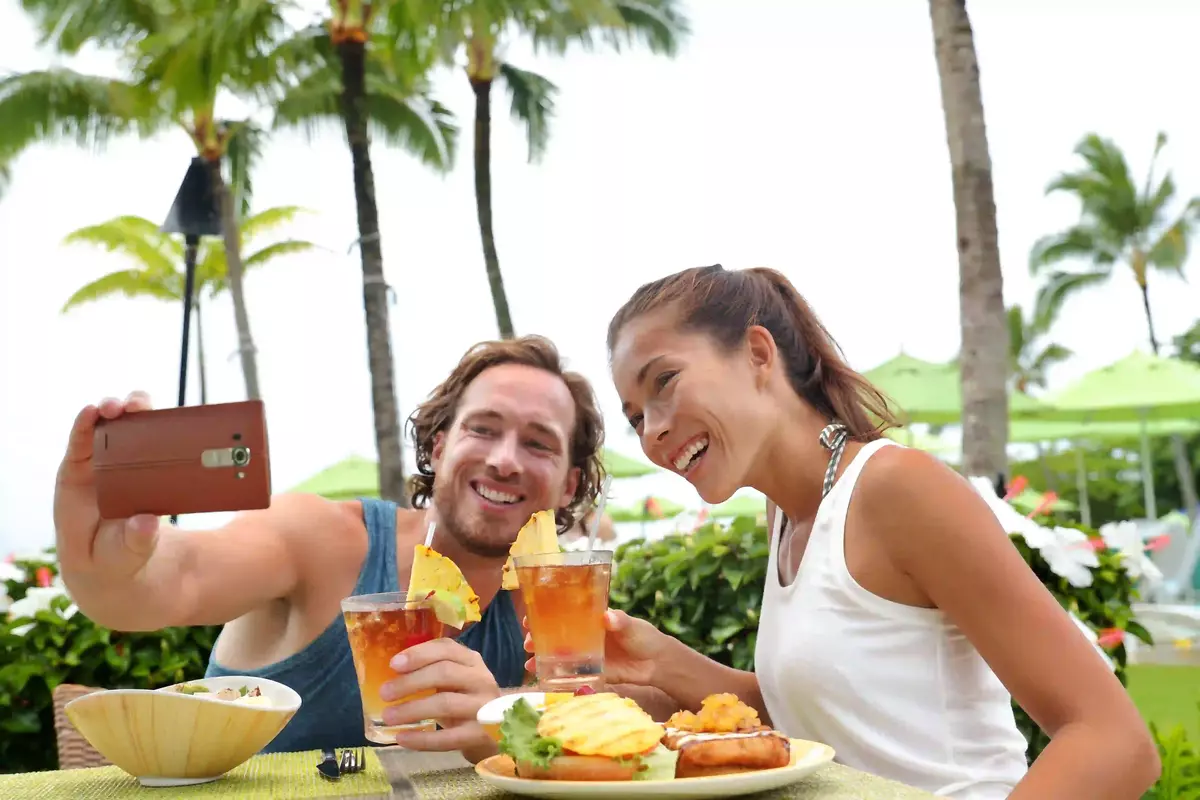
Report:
168,683,273,707
64,675,301,787
663,694,791,778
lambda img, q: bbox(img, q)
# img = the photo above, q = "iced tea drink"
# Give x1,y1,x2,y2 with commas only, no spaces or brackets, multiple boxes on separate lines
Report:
515,550,613,691
341,593,444,744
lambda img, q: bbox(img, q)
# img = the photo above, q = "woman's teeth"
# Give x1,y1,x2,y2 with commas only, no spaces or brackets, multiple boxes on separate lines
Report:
475,484,521,505
674,438,709,472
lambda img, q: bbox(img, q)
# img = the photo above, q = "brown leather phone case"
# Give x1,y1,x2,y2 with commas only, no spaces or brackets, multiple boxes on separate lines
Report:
93,400,272,519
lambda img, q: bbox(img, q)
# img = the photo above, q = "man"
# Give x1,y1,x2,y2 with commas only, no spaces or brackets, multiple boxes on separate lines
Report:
53,336,609,762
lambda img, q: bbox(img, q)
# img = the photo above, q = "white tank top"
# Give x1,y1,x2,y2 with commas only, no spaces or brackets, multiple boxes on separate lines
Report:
754,439,1029,798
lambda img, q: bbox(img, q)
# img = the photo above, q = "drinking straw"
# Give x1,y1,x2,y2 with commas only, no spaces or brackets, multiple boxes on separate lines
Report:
586,475,614,552
424,521,436,548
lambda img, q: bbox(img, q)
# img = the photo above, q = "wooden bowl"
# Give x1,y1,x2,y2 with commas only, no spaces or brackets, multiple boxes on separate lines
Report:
64,675,301,786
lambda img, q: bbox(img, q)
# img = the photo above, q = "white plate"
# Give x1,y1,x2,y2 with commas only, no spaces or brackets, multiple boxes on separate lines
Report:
474,738,836,799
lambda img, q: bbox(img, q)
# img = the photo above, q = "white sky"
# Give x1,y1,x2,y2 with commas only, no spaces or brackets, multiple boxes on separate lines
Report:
3,0,1199,555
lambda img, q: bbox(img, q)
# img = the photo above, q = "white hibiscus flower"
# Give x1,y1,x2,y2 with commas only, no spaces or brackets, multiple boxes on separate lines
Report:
1098,521,1164,585
6,578,77,637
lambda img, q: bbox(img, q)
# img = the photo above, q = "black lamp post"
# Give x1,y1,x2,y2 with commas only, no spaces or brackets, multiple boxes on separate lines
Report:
160,157,222,409
161,157,221,526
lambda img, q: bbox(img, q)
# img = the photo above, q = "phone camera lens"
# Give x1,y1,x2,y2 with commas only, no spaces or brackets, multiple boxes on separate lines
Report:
231,447,250,467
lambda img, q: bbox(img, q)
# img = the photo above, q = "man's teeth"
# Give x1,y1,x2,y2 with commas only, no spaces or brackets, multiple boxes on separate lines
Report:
475,485,521,504
673,438,709,471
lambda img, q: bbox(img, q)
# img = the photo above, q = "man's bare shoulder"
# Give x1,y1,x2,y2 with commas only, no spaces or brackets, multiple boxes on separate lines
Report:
228,493,369,562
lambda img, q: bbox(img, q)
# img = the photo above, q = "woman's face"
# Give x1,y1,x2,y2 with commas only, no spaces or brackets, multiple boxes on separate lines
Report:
610,310,775,504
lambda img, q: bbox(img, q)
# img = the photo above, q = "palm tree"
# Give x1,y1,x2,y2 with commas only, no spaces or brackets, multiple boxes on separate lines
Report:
2,0,293,400
267,7,458,505
60,207,315,403
412,0,689,338
1031,133,1200,354
1176,318,1200,365
1032,132,1200,520
927,0,1009,481
1007,304,1072,395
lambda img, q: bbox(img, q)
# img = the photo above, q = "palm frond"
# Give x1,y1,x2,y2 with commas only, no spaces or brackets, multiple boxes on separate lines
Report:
63,215,183,271
0,159,10,200
1030,343,1073,375
19,0,167,54
1028,225,1119,275
242,239,317,269
239,205,309,239
1146,212,1194,277
524,0,688,57
223,118,267,218
1006,305,1026,362
61,268,182,313
499,62,555,163
0,69,162,159
133,0,295,118
273,46,457,171
1032,270,1110,327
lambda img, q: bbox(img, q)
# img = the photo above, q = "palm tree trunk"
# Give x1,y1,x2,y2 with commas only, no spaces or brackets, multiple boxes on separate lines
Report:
1140,282,1161,355
196,294,209,404
338,38,408,506
470,76,515,339
929,0,1009,480
205,159,262,400
1143,284,1200,522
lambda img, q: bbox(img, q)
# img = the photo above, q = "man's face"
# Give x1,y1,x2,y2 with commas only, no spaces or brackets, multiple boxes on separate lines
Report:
430,363,580,558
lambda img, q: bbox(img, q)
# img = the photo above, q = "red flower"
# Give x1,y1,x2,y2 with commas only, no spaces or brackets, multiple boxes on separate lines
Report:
1146,534,1171,552
35,567,52,588
1003,475,1029,502
1097,628,1125,649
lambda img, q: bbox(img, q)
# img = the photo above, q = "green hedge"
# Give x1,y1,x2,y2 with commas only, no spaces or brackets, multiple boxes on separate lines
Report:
609,514,1151,766
1,551,218,774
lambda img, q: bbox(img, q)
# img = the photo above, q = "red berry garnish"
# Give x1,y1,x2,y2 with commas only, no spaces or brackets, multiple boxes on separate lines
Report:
574,686,596,696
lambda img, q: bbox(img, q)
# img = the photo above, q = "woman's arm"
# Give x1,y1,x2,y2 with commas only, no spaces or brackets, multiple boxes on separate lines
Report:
648,632,772,724
859,448,1160,799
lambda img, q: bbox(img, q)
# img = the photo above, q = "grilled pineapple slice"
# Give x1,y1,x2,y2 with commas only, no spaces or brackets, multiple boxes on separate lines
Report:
536,692,664,758
407,545,482,626
501,510,560,590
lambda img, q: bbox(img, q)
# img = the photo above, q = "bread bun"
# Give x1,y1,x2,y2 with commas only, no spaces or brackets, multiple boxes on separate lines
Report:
515,754,639,782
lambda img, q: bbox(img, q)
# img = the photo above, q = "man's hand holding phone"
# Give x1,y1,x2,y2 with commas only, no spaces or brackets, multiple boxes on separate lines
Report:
54,392,162,583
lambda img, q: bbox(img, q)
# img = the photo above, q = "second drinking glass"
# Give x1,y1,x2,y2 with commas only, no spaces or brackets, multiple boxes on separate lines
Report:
514,549,613,691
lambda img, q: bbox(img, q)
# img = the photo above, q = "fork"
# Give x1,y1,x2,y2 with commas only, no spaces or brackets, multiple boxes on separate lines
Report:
339,747,367,775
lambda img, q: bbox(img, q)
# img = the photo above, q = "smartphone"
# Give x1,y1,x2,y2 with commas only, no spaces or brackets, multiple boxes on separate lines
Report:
93,400,272,519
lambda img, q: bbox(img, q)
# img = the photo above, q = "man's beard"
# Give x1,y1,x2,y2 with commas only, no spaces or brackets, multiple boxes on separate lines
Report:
431,480,518,559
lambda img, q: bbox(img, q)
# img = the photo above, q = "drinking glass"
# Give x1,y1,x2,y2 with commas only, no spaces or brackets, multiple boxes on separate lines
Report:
515,550,613,691
341,593,444,744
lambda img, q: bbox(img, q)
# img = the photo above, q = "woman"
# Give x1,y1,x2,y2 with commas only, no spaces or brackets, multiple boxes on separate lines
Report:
564,265,1155,798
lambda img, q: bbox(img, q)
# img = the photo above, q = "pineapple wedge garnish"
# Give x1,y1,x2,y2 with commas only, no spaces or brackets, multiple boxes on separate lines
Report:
501,510,560,591
407,544,482,629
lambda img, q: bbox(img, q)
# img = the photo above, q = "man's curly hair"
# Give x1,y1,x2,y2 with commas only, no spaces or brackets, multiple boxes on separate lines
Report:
405,335,606,532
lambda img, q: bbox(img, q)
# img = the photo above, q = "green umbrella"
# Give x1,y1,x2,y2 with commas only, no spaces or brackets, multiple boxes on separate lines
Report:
1009,418,1200,444
883,427,958,456
1034,351,1200,519
1037,351,1200,423
602,448,657,478
608,496,684,523
289,455,379,500
863,352,1048,424
708,492,768,521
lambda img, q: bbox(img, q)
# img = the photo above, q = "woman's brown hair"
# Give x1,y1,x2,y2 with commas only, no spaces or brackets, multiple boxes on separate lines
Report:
406,335,607,531
607,264,899,441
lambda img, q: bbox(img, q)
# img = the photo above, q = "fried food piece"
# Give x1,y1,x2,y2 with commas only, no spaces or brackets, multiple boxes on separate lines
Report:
664,694,791,778
666,693,764,733
674,731,792,778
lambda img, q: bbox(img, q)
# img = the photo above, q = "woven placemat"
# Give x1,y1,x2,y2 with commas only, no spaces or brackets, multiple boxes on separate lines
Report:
0,750,392,799
405,762,937,799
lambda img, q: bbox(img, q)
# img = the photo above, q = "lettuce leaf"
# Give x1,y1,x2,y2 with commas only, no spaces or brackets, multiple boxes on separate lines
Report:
633,745,678,781
498,699,564,769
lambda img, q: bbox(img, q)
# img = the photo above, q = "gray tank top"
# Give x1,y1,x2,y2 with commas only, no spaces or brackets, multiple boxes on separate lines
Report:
204,498,528,752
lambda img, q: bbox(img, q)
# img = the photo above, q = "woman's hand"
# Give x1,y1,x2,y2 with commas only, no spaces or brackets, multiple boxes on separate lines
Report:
523,609,668,688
